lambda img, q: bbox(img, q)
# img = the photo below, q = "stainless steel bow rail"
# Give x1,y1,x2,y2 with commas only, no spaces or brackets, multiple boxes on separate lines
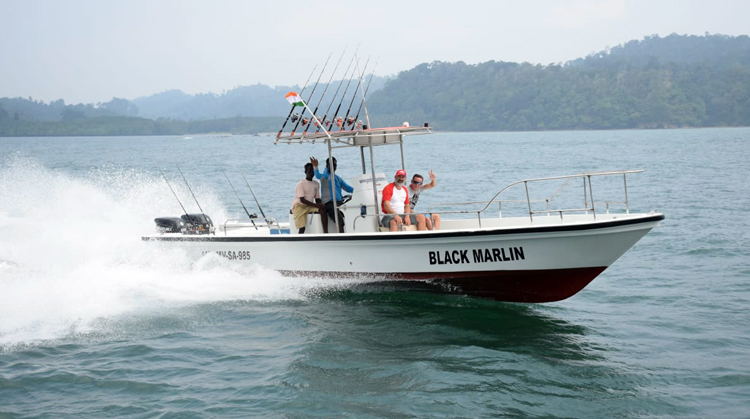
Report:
348,170,643,231
422,169,643,228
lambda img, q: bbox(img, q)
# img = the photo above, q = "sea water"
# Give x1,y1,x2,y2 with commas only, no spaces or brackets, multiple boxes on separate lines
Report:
0,128,749,418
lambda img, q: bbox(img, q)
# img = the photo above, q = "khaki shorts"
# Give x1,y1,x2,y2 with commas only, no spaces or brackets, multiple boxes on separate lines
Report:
292,204,319,229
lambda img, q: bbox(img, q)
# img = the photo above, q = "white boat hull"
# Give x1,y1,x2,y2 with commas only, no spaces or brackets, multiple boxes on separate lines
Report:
143,213,663,302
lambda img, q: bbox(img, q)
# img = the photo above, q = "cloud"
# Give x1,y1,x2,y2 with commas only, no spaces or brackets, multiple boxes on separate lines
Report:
548,0,626,29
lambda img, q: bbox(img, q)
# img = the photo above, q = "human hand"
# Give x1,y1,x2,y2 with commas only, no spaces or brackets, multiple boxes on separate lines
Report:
429,170,436,181
310,157,318,167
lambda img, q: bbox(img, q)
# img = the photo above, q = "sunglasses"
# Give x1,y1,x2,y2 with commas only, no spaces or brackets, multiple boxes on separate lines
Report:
412,180,423,185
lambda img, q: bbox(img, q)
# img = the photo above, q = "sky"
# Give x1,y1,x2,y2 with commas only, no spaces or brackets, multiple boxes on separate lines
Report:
1,0,748,104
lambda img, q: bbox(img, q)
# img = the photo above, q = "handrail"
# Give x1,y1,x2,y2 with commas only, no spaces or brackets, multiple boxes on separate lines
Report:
424,170,643,225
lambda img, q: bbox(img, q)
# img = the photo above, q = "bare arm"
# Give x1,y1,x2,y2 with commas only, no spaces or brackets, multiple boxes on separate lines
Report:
403,203,412,225
300,197,324,209
423,170,437,191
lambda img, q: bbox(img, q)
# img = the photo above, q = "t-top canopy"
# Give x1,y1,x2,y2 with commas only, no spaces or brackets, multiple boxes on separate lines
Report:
274,126,433,147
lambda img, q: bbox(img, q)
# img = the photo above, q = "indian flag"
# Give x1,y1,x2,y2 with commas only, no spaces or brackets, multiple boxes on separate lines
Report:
285,92,305,107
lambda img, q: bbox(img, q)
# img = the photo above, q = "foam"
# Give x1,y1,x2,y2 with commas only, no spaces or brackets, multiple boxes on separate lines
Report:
0,157,360,347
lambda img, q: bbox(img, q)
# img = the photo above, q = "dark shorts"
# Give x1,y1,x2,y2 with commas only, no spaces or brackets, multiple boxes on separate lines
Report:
324,201,345,225
380,214,418,227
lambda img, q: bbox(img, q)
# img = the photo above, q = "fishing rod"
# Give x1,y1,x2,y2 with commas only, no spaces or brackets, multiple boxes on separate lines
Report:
303,47,347,136
219,166,258,230
276,64,317,139
328,55,360,131
316,46,360,134
339,55,370,131
352,57,379,129
239,171,267,220
159,169,190,220
290,52,332,137
176,164,204,214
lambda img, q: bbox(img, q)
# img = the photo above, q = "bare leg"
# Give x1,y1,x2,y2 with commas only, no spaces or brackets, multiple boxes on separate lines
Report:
416,214,427,231
320,212,328,234
432,214,441,230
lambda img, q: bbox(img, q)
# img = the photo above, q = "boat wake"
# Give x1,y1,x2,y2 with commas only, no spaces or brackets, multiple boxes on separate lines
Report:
0,158,369,348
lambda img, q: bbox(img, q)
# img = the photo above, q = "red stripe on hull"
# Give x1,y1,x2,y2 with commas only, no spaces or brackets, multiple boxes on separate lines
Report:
280,267,608,303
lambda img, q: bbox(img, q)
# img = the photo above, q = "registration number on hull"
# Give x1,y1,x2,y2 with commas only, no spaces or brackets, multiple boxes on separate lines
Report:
202,250,252,261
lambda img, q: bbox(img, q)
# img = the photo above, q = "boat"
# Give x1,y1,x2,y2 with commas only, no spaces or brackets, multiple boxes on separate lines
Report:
143,122,663,303
143,57,663,303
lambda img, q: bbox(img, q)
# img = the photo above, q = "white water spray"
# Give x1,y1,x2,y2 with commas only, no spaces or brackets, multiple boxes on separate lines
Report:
0,157,358,347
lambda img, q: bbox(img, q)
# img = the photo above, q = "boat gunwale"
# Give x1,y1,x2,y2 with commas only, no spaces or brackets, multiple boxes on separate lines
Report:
142,213,664,242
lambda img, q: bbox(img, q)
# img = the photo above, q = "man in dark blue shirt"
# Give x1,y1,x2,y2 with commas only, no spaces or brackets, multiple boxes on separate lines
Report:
311,156,354,233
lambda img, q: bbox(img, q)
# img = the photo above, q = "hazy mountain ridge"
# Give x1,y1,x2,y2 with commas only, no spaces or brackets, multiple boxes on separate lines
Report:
0,76,392,123
2,34,750,135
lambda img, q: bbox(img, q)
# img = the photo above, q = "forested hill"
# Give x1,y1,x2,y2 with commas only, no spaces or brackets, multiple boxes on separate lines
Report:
368,34,750,130
2,34,750,136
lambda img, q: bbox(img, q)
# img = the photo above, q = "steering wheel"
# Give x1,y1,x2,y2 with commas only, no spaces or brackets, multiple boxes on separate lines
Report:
341,194,353,205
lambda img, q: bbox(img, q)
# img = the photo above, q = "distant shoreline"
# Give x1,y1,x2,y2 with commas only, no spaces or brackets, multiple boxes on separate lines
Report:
3,125,748,139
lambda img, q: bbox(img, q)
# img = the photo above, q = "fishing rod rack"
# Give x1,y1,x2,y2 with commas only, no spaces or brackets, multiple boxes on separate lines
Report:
425,170,643,228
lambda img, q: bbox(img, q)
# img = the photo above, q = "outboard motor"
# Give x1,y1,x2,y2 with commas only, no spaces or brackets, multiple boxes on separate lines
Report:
153,213,215,235
182,213,215,235
154,217,186,233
